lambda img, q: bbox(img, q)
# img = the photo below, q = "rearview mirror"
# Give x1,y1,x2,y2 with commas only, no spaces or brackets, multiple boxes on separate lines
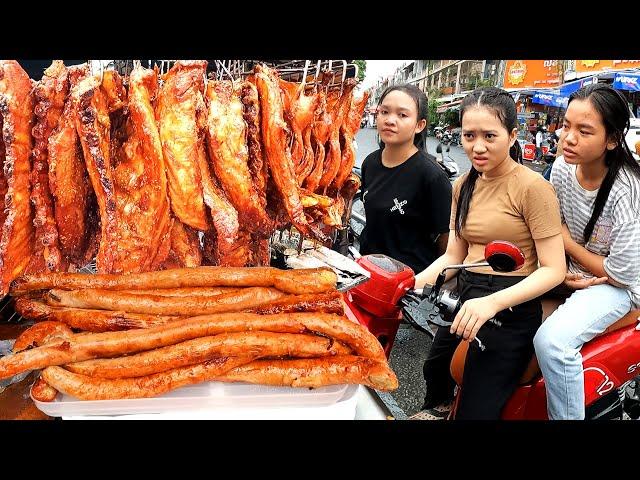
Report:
484,240,525,272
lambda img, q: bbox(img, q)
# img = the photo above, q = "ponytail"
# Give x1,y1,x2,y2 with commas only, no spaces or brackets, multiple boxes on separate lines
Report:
510,139,523,164
454,168,480,238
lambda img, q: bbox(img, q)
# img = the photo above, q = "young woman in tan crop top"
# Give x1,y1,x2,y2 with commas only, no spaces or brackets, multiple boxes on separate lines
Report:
411,87,567,420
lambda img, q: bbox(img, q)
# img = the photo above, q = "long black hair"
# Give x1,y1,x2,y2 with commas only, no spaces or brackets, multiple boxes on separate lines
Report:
567,83,640,243
377,84,428,151
454,87,522,237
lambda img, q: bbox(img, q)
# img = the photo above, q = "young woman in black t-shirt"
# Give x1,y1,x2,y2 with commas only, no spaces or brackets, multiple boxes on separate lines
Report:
359,84,452,274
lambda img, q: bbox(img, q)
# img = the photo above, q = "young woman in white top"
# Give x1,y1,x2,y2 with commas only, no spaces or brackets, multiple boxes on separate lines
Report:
534,83,640,420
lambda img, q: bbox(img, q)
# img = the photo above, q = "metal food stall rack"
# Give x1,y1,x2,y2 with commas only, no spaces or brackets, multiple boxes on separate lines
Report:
0,59,394,420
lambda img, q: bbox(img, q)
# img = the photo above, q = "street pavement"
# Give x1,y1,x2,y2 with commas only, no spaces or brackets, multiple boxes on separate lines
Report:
352,127,545,418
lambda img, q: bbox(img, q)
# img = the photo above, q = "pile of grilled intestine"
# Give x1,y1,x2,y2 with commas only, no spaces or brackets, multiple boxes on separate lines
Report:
0,60,369,296
1,267,397,402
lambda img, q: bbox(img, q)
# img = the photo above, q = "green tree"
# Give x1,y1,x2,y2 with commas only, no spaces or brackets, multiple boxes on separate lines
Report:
463,72,493,91
443,109,460,128
428,97,440,127
427,88,442,127
353,60,366,83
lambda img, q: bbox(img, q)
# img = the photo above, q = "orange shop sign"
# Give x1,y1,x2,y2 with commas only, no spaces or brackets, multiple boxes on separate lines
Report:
503,60,561,89
576,60,640,73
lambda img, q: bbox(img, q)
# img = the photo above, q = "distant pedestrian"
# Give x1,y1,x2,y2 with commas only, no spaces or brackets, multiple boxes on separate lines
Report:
534,125,546,163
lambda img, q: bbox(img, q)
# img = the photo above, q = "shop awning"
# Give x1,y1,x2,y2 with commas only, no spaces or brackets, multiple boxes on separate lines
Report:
559,76,598,97
436,100,462,114
532,91,568,109
613,71,640,92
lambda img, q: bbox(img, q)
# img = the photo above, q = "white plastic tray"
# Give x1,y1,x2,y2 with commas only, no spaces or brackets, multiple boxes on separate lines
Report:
61,385,362,420
32,381,353,417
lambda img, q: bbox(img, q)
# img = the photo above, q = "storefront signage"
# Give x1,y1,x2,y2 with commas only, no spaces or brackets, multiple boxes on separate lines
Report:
575,60,640,74
503,60,561,89
612,72,640,92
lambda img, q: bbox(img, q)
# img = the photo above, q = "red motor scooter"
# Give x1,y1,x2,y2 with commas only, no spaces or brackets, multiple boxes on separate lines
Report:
343,240,640,420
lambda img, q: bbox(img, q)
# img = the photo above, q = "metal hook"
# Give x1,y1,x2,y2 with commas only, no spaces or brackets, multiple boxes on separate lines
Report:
97,60,105,85
339,60,347,96
216,60,236,86
313,60,322,92
350,62,359,85
300,59,310,92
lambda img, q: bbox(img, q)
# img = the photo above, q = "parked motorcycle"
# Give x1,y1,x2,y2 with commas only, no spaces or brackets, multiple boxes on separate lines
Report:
434,125,448,141
440,130,453,145
343,240,640,420
449,128,461,147
435,143,460,178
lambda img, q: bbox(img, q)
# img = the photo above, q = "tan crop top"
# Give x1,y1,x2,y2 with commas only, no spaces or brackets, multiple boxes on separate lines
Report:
449,163,562,276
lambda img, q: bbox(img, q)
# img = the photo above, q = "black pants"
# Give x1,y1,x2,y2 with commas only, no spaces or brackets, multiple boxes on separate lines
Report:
422,270,542,419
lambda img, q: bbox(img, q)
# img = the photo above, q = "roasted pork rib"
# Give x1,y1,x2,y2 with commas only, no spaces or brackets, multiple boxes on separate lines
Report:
318,79,356,193
28,60,68,274
254,64,327,242
113,64,172,272
0,61,35,294
157,60,209,232
332,90,370,193
48,63,97,267
73,74,119,273
205,80,272,235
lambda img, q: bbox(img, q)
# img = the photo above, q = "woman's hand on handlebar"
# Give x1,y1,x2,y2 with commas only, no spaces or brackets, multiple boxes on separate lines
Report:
450,296,498,342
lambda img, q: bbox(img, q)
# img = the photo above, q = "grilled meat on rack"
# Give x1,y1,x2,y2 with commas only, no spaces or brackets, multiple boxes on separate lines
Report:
204,80,272,235
0,60,35,295
253,64,327,242
156,60,209,232
73,74,118,273
48,63,97,268
28,60,68,274
113,64,172,272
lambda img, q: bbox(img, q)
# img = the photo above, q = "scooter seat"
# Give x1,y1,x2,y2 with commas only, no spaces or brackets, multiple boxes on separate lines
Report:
450,303,640,386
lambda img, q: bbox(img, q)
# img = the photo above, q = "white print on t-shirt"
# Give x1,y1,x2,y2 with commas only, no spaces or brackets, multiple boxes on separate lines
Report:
362,190,368,204
590,220,613,249
391,198,407,215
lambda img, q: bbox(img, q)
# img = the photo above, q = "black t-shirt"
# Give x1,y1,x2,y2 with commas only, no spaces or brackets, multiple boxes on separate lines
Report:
359,149,452,274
